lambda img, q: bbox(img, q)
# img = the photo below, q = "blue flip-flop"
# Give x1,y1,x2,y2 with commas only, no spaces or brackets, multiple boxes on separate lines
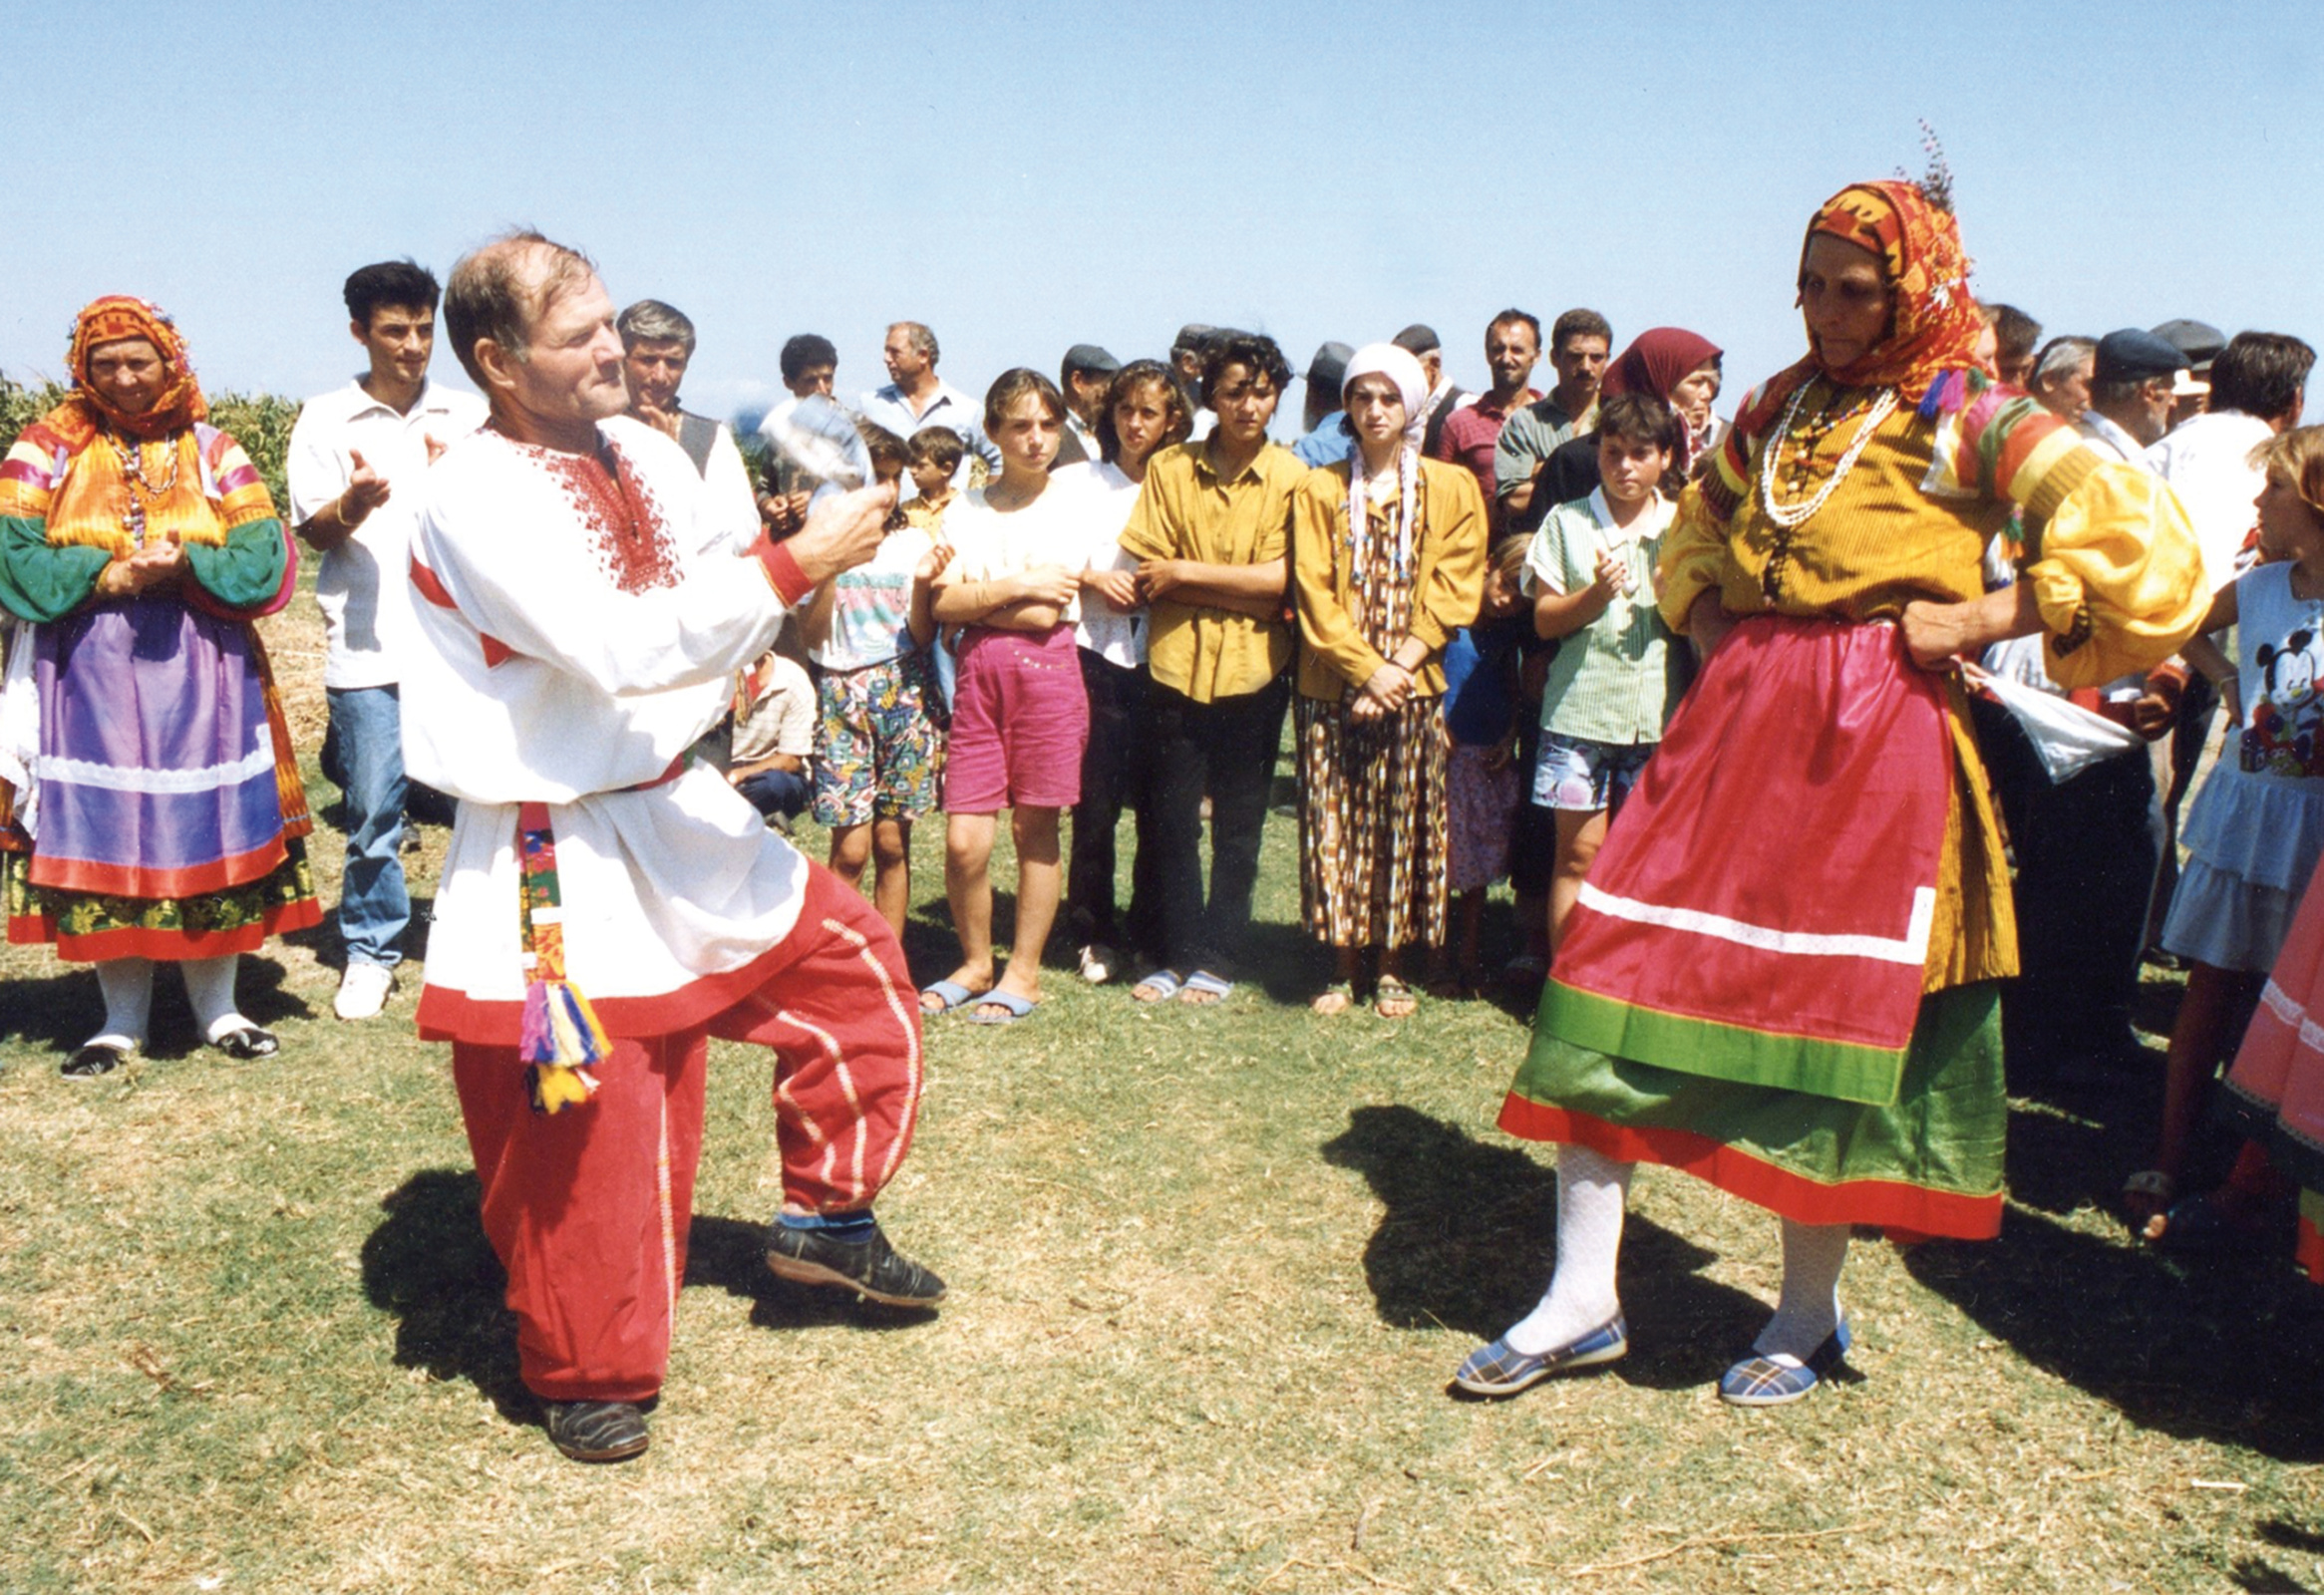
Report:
919,979,980,1015
1131,969,1183,1002
1179,970,1234,1004
967,990,1037,1026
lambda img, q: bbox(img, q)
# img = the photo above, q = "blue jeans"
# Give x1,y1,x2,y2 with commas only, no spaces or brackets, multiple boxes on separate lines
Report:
737,766,811,819
327,685,409,968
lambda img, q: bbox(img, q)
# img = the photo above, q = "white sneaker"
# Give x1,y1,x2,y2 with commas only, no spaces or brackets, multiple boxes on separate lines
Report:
1078,944,1118,985
334,962,397,1021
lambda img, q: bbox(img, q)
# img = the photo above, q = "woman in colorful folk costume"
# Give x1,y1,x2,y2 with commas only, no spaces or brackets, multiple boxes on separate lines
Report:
1290,344,1487,1019
1457,181,2207,1405
0,298,316,1079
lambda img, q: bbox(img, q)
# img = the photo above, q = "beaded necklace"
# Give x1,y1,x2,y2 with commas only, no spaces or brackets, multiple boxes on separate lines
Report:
1757,381,1897,529
104,429,181,546
1347,446,1418,590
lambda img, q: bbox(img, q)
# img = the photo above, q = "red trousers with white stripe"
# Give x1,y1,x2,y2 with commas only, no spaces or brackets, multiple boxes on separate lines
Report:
452,862,924,1402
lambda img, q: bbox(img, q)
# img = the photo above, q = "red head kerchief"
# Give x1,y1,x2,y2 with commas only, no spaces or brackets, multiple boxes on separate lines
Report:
53,296,209,446
1600,327,1724,405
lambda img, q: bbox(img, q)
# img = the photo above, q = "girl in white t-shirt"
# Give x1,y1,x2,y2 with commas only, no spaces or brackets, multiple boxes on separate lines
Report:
922,370,1092,1023
1052,360,1193,984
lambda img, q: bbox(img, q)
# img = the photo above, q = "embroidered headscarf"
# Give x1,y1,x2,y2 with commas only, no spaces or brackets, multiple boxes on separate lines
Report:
1600,327,1723,475
57,296,209,445
0,298,232,552
1339,343,1430,582
1736,181,1983,446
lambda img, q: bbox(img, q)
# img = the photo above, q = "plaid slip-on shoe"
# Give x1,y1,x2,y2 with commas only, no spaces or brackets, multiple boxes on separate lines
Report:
1452,1317,1628,1397
1717,1320,1852,1408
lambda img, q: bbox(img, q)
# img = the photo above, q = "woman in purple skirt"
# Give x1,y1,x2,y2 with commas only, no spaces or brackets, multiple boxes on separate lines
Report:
0,297,319,1078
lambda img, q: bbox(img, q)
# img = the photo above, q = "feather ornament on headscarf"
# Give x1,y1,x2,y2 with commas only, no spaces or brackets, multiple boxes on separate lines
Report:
1339,342,1431,583
50,296,209,447
1737,180,1984,441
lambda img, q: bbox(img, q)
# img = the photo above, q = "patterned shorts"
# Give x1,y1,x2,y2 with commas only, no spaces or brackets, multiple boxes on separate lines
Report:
813,652,945,826
1532,731,1655,814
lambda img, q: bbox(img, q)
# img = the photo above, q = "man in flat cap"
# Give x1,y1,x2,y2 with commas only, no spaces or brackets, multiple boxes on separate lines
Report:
1053,343,1121,468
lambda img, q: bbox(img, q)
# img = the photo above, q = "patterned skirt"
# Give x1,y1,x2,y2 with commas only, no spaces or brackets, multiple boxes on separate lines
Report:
1295,694,1449,950
3,596,319,961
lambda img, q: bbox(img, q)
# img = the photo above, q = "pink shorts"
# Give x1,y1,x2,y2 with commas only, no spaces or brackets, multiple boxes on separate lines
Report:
943,624,1090,812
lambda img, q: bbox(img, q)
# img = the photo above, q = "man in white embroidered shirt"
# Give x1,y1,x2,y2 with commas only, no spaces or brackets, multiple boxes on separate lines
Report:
410,230,942,1465
286,260,487,1022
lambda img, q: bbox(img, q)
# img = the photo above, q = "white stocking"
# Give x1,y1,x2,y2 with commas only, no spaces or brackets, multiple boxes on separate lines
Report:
1503,1145,1634,1355
90,957,155,1050
1753,1219,1849,1362
178,954,247,1043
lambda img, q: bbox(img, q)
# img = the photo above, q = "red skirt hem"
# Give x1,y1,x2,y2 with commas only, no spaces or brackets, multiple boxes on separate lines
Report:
27,835,291,898
11,896,322,962
1496,1096,2003,1241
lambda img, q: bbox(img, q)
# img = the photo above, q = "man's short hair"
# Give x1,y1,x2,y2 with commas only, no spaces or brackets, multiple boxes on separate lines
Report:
890,321,939,364
2209,332,2318,422
616,299,696,356
443,229,596,388
1200,332,1293,407
1096,360,1195,466
343,259,442,327
1392,324,1443,358
1488,308,1542,345
1171,323,1218,362
906,425,965,476
1550,308,1613,352
2032,335,2096,387
1596,392,1680,455
780,333,837,385
1985,303,2042,361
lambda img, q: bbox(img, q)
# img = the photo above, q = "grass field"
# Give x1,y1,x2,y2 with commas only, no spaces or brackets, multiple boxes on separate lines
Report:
5,584,2324,1593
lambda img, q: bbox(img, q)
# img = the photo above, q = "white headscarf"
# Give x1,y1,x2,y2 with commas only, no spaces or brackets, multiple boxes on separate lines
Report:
1340,342,1429,580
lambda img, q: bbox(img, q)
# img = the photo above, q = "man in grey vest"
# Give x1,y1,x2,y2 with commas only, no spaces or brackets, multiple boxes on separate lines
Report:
616,299,760,554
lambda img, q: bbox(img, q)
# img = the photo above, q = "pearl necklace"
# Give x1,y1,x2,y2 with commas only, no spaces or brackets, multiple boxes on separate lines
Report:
1757,382,1897,529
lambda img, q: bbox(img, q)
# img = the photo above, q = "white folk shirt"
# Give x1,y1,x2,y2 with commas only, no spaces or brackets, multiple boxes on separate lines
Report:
286,377,488,689
2147,409,2274,600
1053,460,1147,667
403,415,812,1036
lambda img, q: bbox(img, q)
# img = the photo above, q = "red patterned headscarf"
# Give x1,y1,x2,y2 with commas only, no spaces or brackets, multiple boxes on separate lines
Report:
1799,181,1981,400
1600,327,1724,406
50,296,209,446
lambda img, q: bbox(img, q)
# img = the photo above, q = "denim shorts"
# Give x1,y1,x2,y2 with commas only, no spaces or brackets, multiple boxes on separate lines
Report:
1531,730,1655,814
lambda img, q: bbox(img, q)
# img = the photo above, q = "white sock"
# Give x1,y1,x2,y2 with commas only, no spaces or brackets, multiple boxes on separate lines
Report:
90,957,155,1050
1503,1145,1634,1356
1752,1219,1849,1362
178,954,248,1043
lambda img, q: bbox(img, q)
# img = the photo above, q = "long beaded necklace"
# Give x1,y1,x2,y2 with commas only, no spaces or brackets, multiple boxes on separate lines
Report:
1757,380,1897,529
104,429,180,547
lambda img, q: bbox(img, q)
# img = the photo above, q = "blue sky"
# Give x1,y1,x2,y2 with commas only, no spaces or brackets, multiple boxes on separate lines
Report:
4,1,2316,424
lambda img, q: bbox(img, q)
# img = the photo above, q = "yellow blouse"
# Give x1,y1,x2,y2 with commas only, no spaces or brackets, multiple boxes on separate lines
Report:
1290,458,1487,701
1653,376,2208,991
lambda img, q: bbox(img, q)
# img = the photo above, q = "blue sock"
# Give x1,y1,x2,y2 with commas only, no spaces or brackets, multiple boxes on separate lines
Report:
778,1210,876,1240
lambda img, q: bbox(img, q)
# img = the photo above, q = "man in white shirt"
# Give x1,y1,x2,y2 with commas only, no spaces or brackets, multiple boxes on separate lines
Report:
412,230,943,1464
856,320,999,480
286,260,488,1021
615,298,760,555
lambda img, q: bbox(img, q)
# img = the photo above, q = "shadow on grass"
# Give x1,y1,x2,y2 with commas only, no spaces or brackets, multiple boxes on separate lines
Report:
2233,1560,2319,1593
685,1215,942,1333
359,1168,528,1421
1903,1202,2324,1461
1320,1105,1769,1389
0,952,310,1059
283,891,436,973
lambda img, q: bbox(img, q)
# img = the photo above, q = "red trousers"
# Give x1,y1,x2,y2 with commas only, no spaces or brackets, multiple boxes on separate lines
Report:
452,861,924,1402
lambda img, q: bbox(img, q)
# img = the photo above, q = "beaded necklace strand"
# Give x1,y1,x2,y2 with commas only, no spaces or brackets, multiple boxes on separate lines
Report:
1758,382,1897,529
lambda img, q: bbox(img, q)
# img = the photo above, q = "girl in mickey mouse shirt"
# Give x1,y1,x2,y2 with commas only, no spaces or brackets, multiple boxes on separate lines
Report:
2133,426,2324,1240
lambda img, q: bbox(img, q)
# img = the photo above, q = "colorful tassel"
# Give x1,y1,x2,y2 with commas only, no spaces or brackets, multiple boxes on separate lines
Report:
514,800,611,1116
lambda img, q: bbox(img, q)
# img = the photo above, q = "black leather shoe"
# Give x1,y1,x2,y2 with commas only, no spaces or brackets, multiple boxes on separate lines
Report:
61,1042,130,1080
542,1400,650,1462
766,1217,946,1306
210,1026,279,1061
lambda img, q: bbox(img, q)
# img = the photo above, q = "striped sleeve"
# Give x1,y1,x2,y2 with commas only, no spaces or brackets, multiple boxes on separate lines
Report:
0,429,63,519
201,429,278,527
